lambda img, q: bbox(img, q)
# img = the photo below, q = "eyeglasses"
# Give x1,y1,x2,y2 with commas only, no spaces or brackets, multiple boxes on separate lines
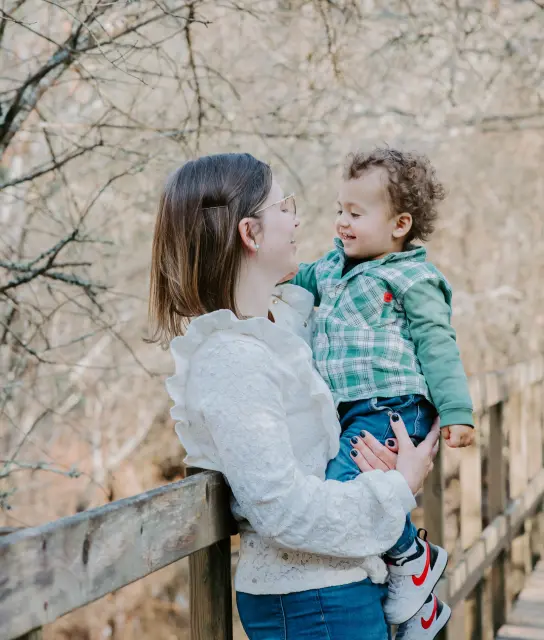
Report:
254,193,296,217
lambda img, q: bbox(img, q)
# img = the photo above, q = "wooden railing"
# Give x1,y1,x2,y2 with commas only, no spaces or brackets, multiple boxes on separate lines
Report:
424,357,544,639
1,358,544,640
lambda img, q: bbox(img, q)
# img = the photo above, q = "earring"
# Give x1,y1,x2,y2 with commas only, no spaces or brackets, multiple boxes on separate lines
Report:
254,243,260,250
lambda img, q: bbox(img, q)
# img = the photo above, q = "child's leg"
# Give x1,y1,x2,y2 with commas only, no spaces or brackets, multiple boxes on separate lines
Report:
387,515,419,557
329,394,447,628
326,394,435,559
353,395,434,557
327,394,434,485
326,398,376,482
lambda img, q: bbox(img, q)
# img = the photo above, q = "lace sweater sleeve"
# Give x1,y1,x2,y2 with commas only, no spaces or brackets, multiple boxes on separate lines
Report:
190,337,416,559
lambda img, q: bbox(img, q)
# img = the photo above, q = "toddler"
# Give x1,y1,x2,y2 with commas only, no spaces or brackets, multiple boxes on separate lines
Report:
292,148,474,639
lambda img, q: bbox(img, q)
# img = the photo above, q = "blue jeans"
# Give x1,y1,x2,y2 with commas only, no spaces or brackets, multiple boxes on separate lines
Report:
326,394,436,556
237,579,391,639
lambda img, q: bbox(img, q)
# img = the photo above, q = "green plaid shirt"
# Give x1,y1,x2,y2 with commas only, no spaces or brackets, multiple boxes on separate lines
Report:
292,239,453,406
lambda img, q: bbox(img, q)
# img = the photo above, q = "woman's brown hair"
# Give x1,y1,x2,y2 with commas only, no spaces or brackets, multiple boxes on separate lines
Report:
149,153,272,345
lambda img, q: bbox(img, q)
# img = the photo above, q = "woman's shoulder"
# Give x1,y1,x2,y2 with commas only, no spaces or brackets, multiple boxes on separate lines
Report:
169,311,267,381
271,283,315,345
166,308,313,425
168,306,312,382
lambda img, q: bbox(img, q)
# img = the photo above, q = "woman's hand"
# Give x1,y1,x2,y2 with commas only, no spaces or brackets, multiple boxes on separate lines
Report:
349,431,398,471
350,414,440,495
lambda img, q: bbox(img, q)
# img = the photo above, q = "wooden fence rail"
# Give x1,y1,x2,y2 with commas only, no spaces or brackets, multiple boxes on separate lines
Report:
2,357,544,640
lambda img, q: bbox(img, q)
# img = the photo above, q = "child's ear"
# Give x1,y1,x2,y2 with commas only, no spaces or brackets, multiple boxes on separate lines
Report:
392,212,412,239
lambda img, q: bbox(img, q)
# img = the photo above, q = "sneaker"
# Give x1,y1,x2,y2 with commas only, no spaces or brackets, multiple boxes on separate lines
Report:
395,594,452,639
383,529,448,625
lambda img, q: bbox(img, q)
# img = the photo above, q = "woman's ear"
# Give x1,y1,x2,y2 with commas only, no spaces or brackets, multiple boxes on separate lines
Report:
238,217,261,253
392,212,413,239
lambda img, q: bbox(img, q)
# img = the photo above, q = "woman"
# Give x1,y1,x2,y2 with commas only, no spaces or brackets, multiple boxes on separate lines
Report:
149,153,438,639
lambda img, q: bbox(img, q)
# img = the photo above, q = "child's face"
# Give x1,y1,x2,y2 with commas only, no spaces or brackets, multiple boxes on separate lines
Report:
336,168,400,260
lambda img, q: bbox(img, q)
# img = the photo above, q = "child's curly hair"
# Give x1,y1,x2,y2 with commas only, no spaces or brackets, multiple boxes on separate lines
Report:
343,148,446,243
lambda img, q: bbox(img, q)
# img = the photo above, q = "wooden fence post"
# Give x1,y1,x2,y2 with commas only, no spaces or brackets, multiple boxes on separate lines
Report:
423,443,465,640
0,529,43,640
508,384,530,600
488,400,510,634
529,371,544,564
461,383,484,640
187,468,234,640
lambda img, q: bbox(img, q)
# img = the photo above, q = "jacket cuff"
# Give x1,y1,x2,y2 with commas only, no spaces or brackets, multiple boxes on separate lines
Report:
386,470,417,513
439,408,474,428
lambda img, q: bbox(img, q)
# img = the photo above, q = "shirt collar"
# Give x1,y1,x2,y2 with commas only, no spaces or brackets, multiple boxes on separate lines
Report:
333,237,427,269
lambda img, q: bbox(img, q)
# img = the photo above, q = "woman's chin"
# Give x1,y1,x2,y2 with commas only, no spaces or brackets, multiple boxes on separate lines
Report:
278,261,298,283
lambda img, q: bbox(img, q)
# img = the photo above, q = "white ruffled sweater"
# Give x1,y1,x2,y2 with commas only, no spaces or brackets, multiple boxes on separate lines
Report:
166,284,416,595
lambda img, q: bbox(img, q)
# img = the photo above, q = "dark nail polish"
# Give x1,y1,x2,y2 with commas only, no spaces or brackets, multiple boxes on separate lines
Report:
350,436,359,445
359,431,366,438
387,439,395,447
391,413,400,423
350,449,359,458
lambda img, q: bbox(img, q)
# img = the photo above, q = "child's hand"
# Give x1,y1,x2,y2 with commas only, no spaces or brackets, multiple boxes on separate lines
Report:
442,424,474,448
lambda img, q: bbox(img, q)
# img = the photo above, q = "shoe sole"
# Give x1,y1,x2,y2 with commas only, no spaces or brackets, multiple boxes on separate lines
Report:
387,546,449,625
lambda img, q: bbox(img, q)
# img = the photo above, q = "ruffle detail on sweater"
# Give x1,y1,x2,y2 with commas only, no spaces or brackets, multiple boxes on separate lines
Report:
166,285,339,470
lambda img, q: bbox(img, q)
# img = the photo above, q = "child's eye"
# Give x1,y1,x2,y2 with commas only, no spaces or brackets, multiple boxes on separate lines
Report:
336,209,343,216
351,213,361,219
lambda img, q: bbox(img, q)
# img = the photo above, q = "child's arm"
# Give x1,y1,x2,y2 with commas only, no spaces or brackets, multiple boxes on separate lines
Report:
403,278,474,447
289,260,321,306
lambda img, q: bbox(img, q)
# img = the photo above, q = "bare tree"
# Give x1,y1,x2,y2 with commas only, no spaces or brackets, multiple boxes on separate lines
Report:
1,0,544,520
0,0,363,518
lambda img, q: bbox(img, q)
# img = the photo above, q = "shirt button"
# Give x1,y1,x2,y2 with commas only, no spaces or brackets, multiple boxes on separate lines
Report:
303,321,308,327
272,299,278,304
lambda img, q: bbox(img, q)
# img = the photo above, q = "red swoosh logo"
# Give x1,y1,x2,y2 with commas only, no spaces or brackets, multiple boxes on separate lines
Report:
412,541,430,587
421,596,438,630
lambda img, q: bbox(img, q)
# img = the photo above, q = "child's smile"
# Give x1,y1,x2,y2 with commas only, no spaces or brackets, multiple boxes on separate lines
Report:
338,230,356,242
336,167,400,260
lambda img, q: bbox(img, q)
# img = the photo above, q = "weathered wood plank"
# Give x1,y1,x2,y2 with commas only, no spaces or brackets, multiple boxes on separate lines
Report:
508,388,531,600
190,538,233,640
496,559,544,640
480,568,495,640
469,358,544,414
488,402,511,633
423,442,463,640
186,467,234,640
462,408,484,640
0,471,232,640
423,445,446,547
461,409,483,549
446,469,544,608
